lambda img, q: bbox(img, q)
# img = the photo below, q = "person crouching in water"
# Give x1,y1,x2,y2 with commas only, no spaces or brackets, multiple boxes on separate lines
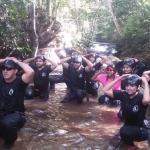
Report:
103,74,150,150
24,55,57,101
0,57,34,149
60,56,93,104
91,64,121,106
84,53,106,97
115,58,147,119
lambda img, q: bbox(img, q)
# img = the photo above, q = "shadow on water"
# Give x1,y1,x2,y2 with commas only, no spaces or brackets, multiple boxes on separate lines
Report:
7,83,149,150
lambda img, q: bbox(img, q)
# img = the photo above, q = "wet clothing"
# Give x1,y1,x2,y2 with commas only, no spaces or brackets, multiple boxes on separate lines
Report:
0,75,27,143
86,62,102,96
62,65,87,104
29,64,52,90
97,74,121,106
115,61,146,90
115,60,147,119
49,75,70,90
0,75,27,114
98,95,121,106
25,87,49,100
0,112,26,143
25,64,51,100
113,90,148,145
49,55,72,90
97,74,121,90
115,60,147,77
62,89,87,104
69,65,86,91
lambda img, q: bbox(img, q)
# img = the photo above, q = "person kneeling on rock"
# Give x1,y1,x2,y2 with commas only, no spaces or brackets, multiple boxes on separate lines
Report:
60,56,93,104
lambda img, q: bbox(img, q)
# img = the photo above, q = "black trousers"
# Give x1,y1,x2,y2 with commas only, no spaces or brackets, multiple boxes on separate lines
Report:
62,89,87,104
86,81,99,96
49,75,70,90
98,95,121,106
0,112,26,143
25,87,49,100
120,125,148,146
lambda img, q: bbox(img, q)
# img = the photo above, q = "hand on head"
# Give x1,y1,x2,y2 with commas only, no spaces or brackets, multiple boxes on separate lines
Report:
5,57,17,63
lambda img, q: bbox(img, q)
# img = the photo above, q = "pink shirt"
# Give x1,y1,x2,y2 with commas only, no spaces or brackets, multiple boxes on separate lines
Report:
97,74,121,90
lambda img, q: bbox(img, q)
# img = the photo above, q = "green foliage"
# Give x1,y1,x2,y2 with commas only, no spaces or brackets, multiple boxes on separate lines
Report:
110,0,150,56
0,0,31,57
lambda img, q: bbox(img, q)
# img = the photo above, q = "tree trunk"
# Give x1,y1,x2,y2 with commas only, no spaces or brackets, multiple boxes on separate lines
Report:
106,0,122,36
74,0,79,31
32,0,38,57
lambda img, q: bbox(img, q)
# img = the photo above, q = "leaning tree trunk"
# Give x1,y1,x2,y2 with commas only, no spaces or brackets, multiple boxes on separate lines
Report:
106,0,122,36
32,0,38,57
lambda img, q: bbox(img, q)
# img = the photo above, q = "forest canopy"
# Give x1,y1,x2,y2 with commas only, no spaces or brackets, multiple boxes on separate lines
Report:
0,0,150,59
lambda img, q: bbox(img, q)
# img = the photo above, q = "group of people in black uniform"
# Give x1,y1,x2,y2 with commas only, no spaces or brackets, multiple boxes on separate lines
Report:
0,47,149,150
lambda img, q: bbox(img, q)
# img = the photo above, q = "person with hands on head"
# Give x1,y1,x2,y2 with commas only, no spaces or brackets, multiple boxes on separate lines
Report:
115,58,147,120
84,53,106,97
49,47,83,91
60,55,93,104
103,74,150,150
0,57,34,149
23,55,57,101
91,64,121,106
115,58,147,82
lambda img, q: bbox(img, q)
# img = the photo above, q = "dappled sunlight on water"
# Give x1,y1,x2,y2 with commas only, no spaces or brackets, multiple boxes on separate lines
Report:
9,83,149,150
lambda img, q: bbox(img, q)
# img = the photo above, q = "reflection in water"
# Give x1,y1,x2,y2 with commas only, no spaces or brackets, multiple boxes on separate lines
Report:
10,83,149,150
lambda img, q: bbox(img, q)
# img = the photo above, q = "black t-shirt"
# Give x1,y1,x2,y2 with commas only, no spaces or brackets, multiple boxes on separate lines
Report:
113,90,147,127
86,62,102,83
60,55,73,79
68,65,86,91
30,64,52,90
0,75,28,113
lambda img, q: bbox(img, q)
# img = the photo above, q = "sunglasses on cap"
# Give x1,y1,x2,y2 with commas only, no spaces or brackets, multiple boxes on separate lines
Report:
2,67,14,71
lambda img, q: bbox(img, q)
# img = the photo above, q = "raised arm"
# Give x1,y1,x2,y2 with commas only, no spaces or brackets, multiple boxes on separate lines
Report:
91,68,105,81
134,61,147,76
103,74,128,97
45,57,58,70
0,59,6,64
115,61,124,76
23,57,35,64
60,56,71,69
143,70,150,82
81,56,93,72
140,77,150,105
72,48,83,55
7,57,34,83
55,48,63,58
97,55,107,64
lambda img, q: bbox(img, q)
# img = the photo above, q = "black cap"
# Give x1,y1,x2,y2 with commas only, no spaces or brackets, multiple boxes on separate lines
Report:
89,53,96,58
73,56,82,63
124,74,142,87
35,56,46,62
123,59,136,68
2,60,17,69
65,48,72,55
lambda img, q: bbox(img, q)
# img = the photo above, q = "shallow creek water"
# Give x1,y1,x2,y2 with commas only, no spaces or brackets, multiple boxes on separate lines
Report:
7,83,149,150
